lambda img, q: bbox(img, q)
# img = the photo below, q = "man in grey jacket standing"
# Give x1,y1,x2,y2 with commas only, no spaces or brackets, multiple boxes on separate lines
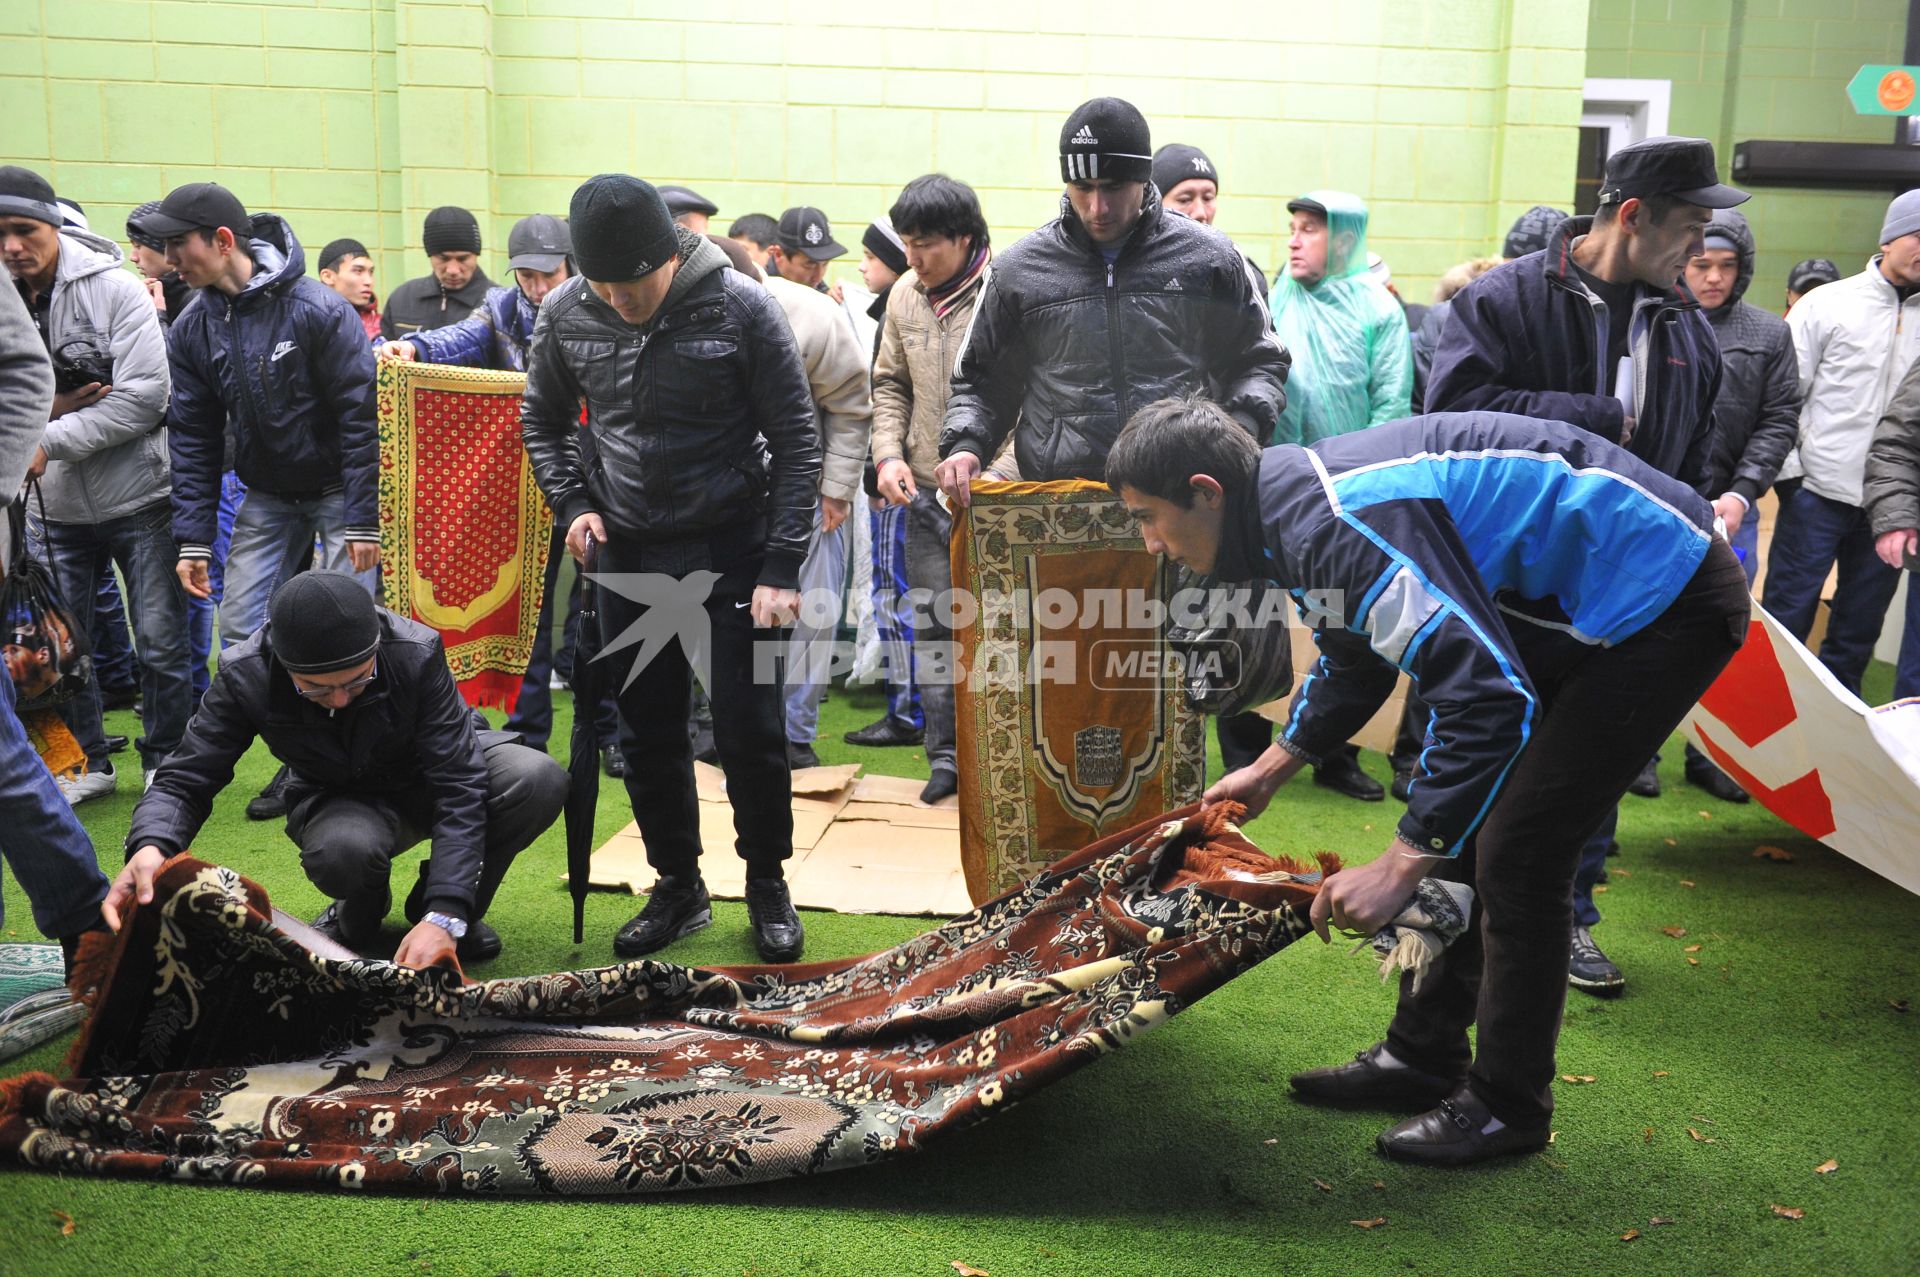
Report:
1,166,185,806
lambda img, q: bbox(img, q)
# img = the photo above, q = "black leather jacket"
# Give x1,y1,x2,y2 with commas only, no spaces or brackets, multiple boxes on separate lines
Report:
520,231,821,588
939,186,1290,480
128,611,494,921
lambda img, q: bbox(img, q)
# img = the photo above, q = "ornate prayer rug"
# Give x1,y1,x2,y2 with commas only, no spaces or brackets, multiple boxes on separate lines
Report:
951,481,1206,902
22,707,84,779
0,806,1330,1194
376,361,553,712
0,945,80,1064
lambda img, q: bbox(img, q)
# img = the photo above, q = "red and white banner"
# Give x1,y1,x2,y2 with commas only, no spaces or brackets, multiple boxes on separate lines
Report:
1685,606,1920,896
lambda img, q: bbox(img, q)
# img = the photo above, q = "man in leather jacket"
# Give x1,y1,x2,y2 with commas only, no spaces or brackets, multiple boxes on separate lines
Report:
936,97,1287,502
109,572,568,968
520,175,822,964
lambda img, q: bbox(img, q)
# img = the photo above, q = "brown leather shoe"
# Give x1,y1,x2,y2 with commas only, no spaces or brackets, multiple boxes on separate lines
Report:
1289,1042,1461,1109
1376,1086,1551,1166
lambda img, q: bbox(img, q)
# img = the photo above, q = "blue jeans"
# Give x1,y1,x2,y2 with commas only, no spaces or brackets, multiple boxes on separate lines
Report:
91,564,139,693
186,472,247,699
40,500,194,772
0,671,108,937
1760,486,1899,696
870,503,922,730
219,488,375,649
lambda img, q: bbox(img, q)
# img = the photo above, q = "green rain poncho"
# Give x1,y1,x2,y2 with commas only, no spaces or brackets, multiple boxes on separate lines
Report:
1269,190,1412,445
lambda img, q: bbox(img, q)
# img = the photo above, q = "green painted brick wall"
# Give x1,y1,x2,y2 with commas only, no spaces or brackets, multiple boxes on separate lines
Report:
0,0,1591,300
1587,0,1908,303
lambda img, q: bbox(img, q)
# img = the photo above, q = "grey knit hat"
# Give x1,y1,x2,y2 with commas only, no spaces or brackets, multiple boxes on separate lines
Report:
1881,190,1920,246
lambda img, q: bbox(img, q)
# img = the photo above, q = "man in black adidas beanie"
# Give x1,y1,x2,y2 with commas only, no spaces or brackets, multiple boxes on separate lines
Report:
938,96,1288,495
381,205,494,339
520,173,823,965
115,570,569,968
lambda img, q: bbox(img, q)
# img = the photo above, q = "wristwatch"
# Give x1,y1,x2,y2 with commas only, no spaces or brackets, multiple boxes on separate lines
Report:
422,910,468,941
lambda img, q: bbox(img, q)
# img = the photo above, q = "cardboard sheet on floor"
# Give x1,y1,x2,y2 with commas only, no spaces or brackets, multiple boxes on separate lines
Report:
571,761,967,915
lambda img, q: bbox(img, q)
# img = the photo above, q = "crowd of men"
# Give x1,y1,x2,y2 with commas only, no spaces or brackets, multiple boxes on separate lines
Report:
6,94,1920,1167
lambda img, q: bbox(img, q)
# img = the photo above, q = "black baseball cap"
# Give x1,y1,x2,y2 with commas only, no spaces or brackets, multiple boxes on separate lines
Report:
137,182,252,240
506,213,571,271
659,185,719,219
776,206,845,261
1598,136,1748,210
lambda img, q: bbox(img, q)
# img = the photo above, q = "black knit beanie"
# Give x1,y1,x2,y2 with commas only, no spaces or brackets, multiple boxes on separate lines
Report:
1059,98,1152,184
269,572,381,674
862,216,908,276
421,206,481,257
569,174,679,281
0,166,62,228
126,200,166,252
1502,205,1570,260
319,238,369,273
1152,144,1218,196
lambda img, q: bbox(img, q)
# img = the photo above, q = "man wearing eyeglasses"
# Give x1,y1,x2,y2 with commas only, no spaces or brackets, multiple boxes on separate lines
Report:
106,571,569,968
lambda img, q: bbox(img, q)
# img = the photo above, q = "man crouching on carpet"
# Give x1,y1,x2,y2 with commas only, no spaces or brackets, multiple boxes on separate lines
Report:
103,571,569,968
1106,398,1750,1166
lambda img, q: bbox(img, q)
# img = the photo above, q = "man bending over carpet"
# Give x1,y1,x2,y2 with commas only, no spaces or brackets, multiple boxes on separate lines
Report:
104,571,569,969
1106,398,1749,1166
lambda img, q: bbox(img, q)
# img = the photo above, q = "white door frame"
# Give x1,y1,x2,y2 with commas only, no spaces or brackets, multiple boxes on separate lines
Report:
1581,77,1673,151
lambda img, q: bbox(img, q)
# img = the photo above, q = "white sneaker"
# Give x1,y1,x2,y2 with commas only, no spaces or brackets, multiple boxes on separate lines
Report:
57,764,117,807
549,673,568,690
144,770,157,792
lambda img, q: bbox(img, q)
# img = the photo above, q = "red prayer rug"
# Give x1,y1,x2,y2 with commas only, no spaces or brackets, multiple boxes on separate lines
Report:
952,480,1207,903
0,806,1330,1195
377,361,553,712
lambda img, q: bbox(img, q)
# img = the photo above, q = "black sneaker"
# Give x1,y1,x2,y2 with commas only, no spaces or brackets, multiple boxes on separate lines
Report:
1313,751,1386,802
745,877,804,963
1569,924,1626,997
787,741,821,770
457,921,502,963
613,877,712,957
103,733,130,754
246,764,293,821
920,767,958,804
1390,769,1413,802
600,744,628,778
844,716,925,747
1685,757,1749,803
1627,756,1661,798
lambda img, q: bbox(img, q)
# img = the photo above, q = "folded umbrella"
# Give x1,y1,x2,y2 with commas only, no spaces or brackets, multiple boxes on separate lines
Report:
565,542,603,944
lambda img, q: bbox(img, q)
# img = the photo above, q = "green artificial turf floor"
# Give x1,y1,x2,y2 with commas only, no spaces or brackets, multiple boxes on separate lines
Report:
2,665,1917,1276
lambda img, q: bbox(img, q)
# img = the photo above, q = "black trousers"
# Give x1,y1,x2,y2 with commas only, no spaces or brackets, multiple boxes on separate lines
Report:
1383,539,1751,1128
598,538,792,878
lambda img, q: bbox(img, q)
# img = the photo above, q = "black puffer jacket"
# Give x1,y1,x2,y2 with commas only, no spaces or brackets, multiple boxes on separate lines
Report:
380,269,495,339
1426,215,1721,492
165,213,379,552
521,231,822,589
128,610,493,921
939,186,1289,480
1698,209,1799,504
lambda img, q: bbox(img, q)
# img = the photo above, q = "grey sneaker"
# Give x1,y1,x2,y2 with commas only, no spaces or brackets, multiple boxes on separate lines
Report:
1569,924,1626,997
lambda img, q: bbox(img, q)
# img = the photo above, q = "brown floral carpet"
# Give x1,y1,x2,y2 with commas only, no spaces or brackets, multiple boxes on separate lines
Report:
0,805,1329,1195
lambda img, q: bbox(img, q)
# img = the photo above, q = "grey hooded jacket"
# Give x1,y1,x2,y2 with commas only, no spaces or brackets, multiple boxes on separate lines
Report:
1698,209,1799,506
0,282,53,576
34,228,172,525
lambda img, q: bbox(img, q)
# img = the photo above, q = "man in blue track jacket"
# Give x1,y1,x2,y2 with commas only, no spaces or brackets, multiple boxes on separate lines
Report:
1106,399,1750,1166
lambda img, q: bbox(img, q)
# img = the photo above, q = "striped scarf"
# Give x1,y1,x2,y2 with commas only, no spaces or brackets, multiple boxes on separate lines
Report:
927,242,990,319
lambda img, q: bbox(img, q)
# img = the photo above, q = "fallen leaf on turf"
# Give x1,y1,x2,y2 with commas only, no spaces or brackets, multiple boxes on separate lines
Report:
952,1263,990,1276
1621,1229,1641,1242
1815,1159,1838,1174
1691,1115,1716,1124
1372,1180,1385,1191
1548,1130,1558,1144
1664,838,1679,846
1687,1128,1715,1143
51,1210,74,1237
1644,1127,1655,1143
1892,999,1910,1013
1771,1205,1804,1220
1594,886,1609,894
1614,869,1632,878
1350,1217,1387,1230
1649,1217,1675,1228
1662,926,1688,938
1684,944,1703,953
1680,879,1696,888
1687,957,1700,966
1560,1074,1597,1084
1311,1177,1332,1193
1753,845,1793,862
1652,1071,1670,1078
1262,1138,1277,1145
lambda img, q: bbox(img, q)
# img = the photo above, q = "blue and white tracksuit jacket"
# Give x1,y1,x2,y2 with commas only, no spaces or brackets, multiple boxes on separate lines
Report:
1249,412,1716,858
